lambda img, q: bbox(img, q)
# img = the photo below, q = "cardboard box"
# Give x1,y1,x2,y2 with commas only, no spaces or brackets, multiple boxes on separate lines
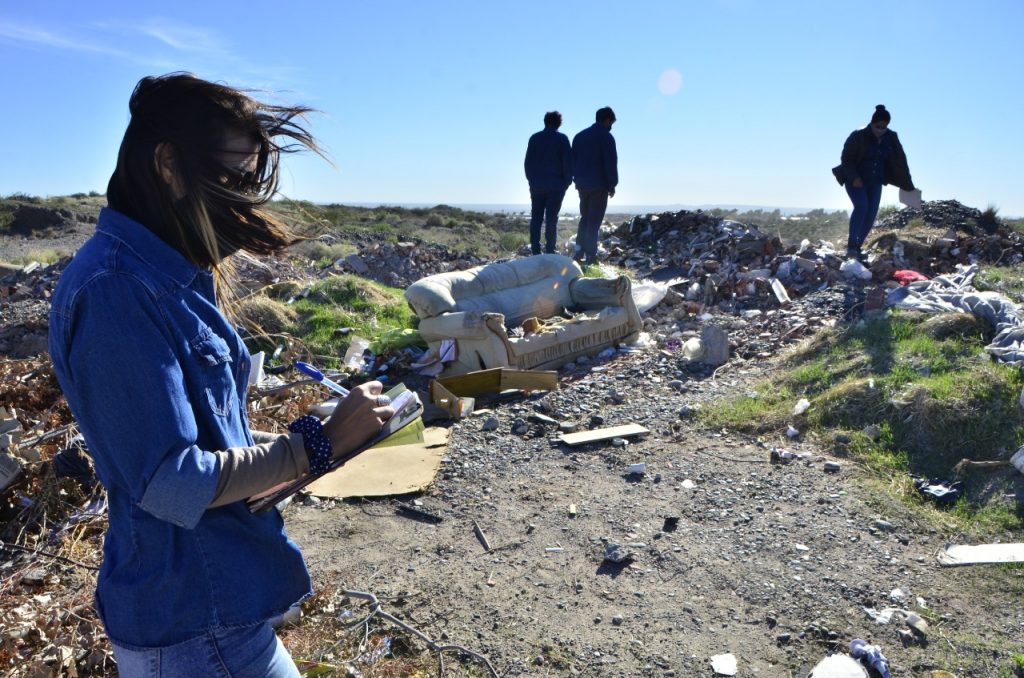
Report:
430,368,558,418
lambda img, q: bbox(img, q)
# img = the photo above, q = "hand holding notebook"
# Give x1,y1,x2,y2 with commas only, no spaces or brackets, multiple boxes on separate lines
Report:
247,368,424,513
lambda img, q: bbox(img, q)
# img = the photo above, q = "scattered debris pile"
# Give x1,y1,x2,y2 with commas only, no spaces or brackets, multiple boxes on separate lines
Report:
327,234,489,288
591,201,1024,362
869,199,1024,275
0,261,62,359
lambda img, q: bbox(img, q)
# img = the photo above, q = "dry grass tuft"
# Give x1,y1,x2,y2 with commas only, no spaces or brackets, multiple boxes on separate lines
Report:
921,312,990,340
235,294,298,336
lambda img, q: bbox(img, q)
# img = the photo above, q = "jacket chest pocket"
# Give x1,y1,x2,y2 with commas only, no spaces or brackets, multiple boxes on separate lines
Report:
190,328,239,418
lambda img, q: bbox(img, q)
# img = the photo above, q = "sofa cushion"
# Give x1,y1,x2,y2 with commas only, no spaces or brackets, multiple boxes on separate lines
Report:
405,254,581,326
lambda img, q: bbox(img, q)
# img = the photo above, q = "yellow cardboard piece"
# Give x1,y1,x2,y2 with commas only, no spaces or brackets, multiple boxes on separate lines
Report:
306,426,449,499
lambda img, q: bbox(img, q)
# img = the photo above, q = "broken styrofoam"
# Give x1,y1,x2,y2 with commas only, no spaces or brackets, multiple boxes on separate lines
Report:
710,653,737,676
808,653,868,677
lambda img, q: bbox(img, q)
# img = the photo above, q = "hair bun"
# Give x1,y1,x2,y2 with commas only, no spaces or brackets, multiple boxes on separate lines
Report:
875,104,886,111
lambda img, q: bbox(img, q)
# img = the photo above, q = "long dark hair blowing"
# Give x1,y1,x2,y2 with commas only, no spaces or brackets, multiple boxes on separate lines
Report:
106,72,321,283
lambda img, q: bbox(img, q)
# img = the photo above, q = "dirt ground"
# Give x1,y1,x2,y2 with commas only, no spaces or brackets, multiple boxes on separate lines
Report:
3,206,1024,677
281,348,1024,677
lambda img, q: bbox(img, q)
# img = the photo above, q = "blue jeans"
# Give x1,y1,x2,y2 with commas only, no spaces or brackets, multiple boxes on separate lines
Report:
575,189,609,261
846,182,883,249
529,188,565,254
111,622,300,678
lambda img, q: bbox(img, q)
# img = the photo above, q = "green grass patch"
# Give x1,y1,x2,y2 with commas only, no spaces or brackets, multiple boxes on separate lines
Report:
289,239,356,268
287,274,422,364
272,201,530,260
0,203,14,230
975,263,1024,299
702,308,1024,533
2,248,68,265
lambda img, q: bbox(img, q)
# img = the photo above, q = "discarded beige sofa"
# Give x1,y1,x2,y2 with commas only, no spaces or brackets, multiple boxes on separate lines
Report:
405,254,643,375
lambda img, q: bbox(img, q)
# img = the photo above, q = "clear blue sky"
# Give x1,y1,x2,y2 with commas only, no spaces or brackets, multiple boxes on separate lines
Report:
2,1,1022,215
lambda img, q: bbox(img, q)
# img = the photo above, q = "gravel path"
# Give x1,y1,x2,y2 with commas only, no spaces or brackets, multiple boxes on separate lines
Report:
285,348,1023,677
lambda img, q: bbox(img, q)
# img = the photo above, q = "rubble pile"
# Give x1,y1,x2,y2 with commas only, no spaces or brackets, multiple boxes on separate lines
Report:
605,209,842,309
330,234,489,288
590,202,1024,361
0,261,62,358
868,199,1024,274
2,202,96,237
873,198,996,232
595,209,847,360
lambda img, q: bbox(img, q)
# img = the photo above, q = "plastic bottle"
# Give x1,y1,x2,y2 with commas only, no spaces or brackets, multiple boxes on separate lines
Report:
342,336,370,372
850,638,891,678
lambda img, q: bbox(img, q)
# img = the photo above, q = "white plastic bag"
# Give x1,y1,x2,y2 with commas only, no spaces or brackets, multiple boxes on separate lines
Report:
840,259,872,280
631,282,670,314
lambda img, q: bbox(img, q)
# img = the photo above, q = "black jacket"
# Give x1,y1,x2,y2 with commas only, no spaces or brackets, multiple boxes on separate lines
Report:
833,126,914,191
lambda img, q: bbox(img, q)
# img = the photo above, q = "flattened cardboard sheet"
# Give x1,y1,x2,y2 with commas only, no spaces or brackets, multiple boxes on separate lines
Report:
306,426,450,498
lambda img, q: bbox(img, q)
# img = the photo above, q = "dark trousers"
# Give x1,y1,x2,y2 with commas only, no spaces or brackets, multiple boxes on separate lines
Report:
575,189,608,262
845,182,883,250
529,188,565,254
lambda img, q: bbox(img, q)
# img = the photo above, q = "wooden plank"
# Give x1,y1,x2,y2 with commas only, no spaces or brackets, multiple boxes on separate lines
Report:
559,423,649,446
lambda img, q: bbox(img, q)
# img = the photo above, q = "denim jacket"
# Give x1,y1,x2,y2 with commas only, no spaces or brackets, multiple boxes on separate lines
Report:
48,208,310,647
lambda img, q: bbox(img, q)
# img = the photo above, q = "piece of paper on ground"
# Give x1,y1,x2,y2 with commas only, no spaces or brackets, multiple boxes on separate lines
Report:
937,543,1024,566
306,426,450,498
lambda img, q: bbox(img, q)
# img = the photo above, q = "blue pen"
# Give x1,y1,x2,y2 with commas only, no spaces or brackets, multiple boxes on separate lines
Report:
295,361,351,398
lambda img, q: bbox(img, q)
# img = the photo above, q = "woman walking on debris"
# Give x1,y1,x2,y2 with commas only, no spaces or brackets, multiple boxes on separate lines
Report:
835,104,915,260
48,73,393,677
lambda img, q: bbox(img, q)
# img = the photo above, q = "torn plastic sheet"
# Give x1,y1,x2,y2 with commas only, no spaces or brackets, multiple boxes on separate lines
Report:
914,477,964,504
887,264,1024,365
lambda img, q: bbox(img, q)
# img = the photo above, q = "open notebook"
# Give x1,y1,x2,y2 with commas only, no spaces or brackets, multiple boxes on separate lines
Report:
246,383,424,513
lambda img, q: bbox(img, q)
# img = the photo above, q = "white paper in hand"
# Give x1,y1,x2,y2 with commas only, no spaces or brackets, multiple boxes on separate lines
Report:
899,188,922,209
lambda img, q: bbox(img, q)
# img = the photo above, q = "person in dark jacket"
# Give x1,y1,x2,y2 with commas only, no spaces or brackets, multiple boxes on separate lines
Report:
571,106,618,266
836,104,915,259
524,111,573,255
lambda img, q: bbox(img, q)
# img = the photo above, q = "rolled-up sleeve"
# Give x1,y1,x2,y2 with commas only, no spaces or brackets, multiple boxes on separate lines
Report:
65,273,220,529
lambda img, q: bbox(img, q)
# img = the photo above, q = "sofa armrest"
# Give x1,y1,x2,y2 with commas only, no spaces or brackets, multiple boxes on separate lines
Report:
569,275,643,337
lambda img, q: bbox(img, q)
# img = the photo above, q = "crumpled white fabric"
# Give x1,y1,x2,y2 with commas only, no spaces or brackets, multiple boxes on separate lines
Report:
885,263,1024,364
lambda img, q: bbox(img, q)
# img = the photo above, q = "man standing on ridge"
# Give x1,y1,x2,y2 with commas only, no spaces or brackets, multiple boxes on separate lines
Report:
571,106,618,266
524,111,573,255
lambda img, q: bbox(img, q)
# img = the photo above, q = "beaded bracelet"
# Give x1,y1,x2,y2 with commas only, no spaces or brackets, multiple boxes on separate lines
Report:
288,415,333,475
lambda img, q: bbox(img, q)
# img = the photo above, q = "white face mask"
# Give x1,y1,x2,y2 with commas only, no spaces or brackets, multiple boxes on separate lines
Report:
871,125,888,138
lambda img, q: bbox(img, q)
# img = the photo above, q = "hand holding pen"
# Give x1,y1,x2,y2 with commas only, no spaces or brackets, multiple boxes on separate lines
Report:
295,361,390,406
294,361,393,459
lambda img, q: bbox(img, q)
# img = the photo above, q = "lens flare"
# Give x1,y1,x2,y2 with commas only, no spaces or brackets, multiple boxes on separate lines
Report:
658,69,683,96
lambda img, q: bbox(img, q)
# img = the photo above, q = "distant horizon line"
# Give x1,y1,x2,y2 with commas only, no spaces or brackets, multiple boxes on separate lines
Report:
330,201,847,216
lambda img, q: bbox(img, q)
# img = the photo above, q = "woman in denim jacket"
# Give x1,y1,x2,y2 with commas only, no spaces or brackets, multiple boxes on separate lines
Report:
48,73,393,677
836,104,915,260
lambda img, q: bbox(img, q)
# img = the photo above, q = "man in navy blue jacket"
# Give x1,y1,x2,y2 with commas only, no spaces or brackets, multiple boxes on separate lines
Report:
524,111,573,255
571,107,618,265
